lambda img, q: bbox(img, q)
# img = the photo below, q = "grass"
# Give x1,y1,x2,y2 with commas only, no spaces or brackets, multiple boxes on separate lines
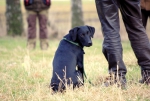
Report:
0,0,150,100
0,0,5,13
0,37,150,101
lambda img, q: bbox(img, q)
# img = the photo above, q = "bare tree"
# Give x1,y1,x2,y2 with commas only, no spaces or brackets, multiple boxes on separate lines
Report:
71,0,84,28
5,0,23,36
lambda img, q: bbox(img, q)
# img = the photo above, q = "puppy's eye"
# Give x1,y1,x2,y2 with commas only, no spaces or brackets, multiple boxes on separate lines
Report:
80,33,85,37
87,32,89,35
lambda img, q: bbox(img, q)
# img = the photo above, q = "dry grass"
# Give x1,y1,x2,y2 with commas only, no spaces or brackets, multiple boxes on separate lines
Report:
0,1,150,100
0,37,150,101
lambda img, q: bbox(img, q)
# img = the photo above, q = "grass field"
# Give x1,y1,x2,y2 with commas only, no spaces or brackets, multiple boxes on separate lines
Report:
0,1,150,100
0,37,150,101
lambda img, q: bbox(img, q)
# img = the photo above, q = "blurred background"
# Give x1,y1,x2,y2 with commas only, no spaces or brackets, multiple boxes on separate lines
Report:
0,0,150,40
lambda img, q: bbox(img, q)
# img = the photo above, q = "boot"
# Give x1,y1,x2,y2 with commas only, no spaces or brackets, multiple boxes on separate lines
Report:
104,74,127,90
139,70,150,85
27,39,36,50
40,39,49,50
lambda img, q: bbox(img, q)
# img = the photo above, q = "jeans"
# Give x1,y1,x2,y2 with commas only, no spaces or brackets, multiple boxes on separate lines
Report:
95,0,150,82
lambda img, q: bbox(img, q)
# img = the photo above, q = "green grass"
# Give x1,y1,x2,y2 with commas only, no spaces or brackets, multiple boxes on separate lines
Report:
0,37,150,101
0,0,5,6
0,0,5,12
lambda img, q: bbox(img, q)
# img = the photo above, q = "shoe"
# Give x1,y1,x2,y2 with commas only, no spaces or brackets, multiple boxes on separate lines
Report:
104,75,115,87
139,79,144,84
27,39,36,50
139,78,150,85
140,70,150,85
40,39,49,50
104,75,127,90
118,81,127,90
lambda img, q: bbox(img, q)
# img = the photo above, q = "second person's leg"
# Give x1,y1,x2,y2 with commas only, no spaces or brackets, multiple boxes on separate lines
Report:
27,11,37,49
95,0,127,85
38,10,49,50
119,0,150,84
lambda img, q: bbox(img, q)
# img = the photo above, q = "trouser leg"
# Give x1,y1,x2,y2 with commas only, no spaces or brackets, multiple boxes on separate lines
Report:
38,10,48,39
38,10,49,50
141,9,148,28
27,11,37,39
27,11,37,49
119,0,150,84
149,11,150,21
95,0,127,83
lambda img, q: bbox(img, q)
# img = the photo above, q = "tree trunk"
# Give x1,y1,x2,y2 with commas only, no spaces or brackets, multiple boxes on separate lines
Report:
5,0,23,36
71,0,84,28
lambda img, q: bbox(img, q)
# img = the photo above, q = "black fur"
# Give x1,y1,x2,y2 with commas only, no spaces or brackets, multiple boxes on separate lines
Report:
50,25,95,92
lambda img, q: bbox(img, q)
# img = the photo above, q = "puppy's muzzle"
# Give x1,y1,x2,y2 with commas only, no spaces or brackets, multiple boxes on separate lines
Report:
87,41,92,47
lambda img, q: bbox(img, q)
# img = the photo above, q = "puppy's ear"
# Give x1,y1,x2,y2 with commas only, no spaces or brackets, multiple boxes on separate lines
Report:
86,25,95,38
69,27,79,41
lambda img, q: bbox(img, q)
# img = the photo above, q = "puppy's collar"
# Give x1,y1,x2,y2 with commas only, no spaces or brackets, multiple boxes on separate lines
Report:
63,38,81,48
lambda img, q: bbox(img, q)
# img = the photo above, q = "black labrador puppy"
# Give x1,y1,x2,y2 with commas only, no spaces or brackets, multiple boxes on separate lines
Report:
50,25,95,92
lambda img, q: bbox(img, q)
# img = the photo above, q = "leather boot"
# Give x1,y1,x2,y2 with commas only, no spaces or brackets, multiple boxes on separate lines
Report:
104,73,127,89
27,39,36,50
40,39,49,50
139,70,150,85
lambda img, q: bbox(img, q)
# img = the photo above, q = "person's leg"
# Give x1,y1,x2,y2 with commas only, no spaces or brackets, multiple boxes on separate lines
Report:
119,0,150,84
95,0,127,86
149,11,150,25
38,10,49,50
27,11,37,50
141,9,148,28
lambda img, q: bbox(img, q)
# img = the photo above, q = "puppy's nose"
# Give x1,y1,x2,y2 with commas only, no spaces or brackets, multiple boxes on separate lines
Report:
88,42,92,46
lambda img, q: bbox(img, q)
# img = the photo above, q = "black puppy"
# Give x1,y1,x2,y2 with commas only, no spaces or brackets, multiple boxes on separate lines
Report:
50,25,95,92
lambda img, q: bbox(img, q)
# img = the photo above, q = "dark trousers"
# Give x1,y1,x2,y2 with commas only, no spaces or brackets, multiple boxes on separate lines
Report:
95,0,150,81
27,10,48,39
141,9,150,28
